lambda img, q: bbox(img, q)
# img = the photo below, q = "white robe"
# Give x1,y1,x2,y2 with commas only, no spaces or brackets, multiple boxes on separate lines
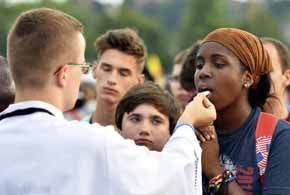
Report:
0,101,202,195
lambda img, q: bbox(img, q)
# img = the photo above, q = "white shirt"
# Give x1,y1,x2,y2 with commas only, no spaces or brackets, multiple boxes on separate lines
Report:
0,101,202,195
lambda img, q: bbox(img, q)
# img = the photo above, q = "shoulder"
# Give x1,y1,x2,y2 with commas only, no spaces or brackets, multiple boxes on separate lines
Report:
263,119,290,193
269,119,290,149
274,119,290,137
62,119,115,139
48,117,116,150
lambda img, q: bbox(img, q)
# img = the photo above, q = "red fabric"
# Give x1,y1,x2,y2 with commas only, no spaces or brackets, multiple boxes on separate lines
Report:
256,112,278,137
256,112,278,185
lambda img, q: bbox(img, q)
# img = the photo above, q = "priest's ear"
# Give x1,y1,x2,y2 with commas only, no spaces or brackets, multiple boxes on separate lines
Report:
54,64,69,87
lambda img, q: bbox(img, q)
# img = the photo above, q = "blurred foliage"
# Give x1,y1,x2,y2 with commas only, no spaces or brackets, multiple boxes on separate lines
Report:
178,0,232,50
0,0,289,73
239,2,281,38
0,0,170,71
178,0,283,51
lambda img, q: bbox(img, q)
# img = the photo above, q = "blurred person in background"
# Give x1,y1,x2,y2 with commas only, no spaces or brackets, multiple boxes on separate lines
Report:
79,78,96,114
179,41,201,93
85,28,146,126
167,48,196,112
0,56,15,112
261,37,290,121
64,73,96,120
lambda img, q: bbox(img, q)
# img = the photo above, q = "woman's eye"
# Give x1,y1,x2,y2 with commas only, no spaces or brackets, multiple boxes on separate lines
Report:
215,63,224,68
196,63,203,69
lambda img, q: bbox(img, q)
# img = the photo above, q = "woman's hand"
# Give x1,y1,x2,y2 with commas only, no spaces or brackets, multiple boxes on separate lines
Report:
197,125,223,179
195,125,215,142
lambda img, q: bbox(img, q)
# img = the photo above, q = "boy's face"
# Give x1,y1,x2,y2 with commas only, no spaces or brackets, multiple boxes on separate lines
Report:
93,49,144,105
120,104,170,152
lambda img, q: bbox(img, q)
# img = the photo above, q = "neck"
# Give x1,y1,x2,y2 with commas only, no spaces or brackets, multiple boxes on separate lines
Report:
263,92,289,119
91,100,116,126
215,102,252,134
15,87,64,111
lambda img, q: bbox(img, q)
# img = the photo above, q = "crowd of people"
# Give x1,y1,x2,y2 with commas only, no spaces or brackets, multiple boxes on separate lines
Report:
0,7,290,195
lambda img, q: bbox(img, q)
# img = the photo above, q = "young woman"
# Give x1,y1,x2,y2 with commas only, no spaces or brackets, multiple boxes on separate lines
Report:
194,28,290,194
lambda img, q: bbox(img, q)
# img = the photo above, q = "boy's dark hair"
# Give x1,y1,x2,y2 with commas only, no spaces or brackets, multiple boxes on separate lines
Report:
0,56,15,111
115,82,179,134
261,37,290,72
180,41,201,91
95,28,147,72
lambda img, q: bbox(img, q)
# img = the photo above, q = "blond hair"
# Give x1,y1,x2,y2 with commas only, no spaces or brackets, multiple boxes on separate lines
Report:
8,8,83,89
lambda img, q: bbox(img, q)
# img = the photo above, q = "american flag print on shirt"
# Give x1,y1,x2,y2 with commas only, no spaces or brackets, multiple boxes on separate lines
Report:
256,136,272,175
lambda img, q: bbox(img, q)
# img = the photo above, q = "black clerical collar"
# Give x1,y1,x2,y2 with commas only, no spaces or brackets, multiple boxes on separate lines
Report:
0,107,54,121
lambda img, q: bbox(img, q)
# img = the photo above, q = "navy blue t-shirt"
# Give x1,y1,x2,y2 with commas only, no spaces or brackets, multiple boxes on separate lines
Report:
203,107,290,195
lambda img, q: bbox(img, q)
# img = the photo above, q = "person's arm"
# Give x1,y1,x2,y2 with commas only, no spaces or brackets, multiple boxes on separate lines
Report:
263,122,290,194
104,92,216,194
197,126,246,195
219,182,247,195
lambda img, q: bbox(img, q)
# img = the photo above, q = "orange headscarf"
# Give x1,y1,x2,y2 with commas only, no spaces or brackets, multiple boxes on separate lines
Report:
201,28,272,88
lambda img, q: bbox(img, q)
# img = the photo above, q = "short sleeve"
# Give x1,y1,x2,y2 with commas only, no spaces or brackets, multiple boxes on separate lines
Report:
263,120,290,194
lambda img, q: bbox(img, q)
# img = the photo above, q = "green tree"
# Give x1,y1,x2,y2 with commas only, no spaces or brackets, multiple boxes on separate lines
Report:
240,1,281,39
113,5,171,71
0,1,105,60
178,0,231,50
